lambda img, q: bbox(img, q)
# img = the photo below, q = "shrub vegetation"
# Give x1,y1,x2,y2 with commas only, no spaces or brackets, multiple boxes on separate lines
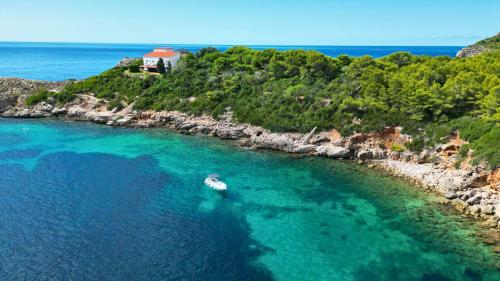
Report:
51,44,500,168
25,88,49,106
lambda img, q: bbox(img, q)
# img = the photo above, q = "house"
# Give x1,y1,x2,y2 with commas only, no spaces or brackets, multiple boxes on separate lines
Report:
141,48,181,72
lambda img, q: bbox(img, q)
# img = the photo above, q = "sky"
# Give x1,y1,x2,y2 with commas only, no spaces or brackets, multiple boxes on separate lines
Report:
0,0,499,46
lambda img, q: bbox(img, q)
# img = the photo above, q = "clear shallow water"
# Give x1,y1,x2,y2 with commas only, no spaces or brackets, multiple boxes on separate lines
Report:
0,42,462,81
0,119,498,281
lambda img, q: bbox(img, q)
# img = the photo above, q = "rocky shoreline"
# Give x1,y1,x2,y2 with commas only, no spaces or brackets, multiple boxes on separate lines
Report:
1,77,499,232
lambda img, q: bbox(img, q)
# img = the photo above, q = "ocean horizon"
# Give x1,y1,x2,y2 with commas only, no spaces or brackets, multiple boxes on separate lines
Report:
0,42,463,81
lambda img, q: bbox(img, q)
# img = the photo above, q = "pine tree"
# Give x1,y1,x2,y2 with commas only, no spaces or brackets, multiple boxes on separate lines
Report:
157,58,166,74
167,61,172,73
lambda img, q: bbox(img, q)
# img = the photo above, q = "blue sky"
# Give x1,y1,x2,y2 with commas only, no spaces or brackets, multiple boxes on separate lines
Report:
0,0,498,45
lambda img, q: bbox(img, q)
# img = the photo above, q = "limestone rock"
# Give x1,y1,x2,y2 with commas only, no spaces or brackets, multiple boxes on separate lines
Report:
466,195,482,205
67,106,88,118
51,107,67,116
116,57,135,67
116,116,133,126
309,132,331,144
481,205,494,215
317,145,351,158
444,191,458,199
301,127,317,145
94,112,114,123
469,205,480,215
356,150,373,160
251,133,295,152
292,144,317,154
456,46,489,58
214,126,245,139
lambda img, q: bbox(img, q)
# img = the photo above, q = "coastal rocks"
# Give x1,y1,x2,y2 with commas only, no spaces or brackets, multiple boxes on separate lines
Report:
417,149,432,164
444,191,458,199
0,78,66,115
466,195,482,205
250,133,296,152
243,126,263,137
115,57,135,67
67,106,90,119
309,132,331,145
213,126,246,139
494,204,500,219
33,102,53,113
356,150,373,161
115,115,134,126
375,159,500,227
0,107,49,118
293,144,318,154
0,78,60,114
481,205,494,215
0,92,18,113
94,112,114,123
301,127,317,145
51,107,67,116
456,45,489,58
375,161,465,193
317,145,351,158
0,78,64,95
469,205,481,215
118,102,135,116
356,149,386,161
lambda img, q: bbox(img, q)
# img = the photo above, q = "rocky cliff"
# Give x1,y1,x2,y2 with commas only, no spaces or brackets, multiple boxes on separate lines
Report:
0,78,65,112
456,33,500,58
456,45,490,58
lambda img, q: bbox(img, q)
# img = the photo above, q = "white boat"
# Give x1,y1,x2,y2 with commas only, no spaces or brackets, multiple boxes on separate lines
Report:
204,174,227,191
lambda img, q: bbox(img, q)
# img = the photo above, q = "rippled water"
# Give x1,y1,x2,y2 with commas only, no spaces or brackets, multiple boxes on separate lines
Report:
0,119,498,281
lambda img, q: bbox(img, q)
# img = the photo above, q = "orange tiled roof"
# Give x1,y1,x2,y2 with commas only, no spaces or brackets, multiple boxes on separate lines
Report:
144,50,178,58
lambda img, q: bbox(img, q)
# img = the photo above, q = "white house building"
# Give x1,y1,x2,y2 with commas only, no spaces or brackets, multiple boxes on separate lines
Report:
141,48,181,72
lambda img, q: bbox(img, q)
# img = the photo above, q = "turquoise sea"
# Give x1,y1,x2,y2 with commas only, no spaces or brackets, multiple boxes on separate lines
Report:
0,119,498,281
0,42,462,81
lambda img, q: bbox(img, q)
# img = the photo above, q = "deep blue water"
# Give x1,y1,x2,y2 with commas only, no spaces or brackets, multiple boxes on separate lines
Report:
0,42,462,81
0,119,498,281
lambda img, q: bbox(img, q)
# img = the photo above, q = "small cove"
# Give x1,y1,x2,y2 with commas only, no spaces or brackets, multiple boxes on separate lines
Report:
0,119,498,281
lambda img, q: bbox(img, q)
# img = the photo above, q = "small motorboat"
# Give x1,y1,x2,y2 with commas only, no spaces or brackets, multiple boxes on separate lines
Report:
204,174,227,191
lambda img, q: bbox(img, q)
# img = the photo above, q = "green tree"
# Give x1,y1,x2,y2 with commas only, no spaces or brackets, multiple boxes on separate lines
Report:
128,59,142,73
157,58,166,74
384,52,414,68
55,41,500,168
167,61,172,73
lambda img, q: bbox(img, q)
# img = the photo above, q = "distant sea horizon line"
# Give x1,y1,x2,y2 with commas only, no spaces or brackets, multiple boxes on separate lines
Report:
0,42,464,81
0,41,465,48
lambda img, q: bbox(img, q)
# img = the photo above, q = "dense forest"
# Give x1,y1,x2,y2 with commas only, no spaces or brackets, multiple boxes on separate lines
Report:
33,38,500,168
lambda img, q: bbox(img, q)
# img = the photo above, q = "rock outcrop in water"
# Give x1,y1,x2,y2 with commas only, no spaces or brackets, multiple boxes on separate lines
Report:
0,77,499,229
